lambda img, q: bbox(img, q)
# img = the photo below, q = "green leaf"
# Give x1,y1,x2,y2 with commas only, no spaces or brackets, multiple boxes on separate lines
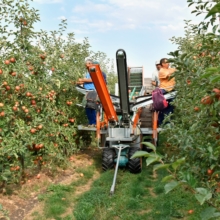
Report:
196,188,208,195
173,50,179,57
161,175,174,182
195,194,206,205
164,181,179,194
142,142,156,151
171,157,185,170
130,151,150,159
153,163,170,171
195,188,212,205
205,3,220,19
180,53,187,60
210,75,220,83
212,24,218,33
201,72,215,78
204,2,209,9
191,10,197,14
146,156,159,166
207,146,213,154
2,175,8,181
201,67,219,78
200,207,220,220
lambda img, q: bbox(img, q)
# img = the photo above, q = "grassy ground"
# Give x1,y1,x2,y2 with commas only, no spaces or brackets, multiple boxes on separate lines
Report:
28,145,209,220
73,166,207,220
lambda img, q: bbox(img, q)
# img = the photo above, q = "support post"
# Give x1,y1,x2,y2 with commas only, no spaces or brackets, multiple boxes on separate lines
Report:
110,145,128,195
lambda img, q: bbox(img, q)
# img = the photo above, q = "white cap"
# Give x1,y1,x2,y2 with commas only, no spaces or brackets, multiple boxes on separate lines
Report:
85,57,93,62
155,60,160,65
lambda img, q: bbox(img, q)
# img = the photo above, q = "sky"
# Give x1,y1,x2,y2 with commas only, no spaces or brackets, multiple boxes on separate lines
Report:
31,0,203,77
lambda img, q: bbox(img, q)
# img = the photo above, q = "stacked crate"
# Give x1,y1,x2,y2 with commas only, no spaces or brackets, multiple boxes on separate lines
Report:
128,67,143,94
127,68,153,128
140,106,152,128
140,78,153,128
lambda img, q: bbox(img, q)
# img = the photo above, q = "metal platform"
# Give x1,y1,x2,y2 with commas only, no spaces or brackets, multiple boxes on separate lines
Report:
78,125,162,134
75,85,120,104
106,135,138,142
140,128,163,134
77,125,107,133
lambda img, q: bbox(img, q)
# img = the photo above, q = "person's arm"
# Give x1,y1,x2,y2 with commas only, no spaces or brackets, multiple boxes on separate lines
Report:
76,72,93,84
151,72,157,86
168,68,176,75
151,81,157,86
78,78,93,83
159,69,170,79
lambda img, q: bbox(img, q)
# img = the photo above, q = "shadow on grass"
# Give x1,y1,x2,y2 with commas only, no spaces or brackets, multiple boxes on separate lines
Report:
31,140,209,220
73,152,209,220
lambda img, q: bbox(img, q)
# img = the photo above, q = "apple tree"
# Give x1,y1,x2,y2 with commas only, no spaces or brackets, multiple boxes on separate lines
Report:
156,0,220,210
0,0,114,188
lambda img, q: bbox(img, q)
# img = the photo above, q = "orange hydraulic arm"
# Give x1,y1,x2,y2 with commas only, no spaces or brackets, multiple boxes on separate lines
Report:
132,108,142,131
87,64,118,124
152,111,158,146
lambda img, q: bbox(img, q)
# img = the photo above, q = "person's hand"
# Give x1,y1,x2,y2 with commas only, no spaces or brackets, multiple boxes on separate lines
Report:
151,81,156,86
169,68,176,74
76,78,83,84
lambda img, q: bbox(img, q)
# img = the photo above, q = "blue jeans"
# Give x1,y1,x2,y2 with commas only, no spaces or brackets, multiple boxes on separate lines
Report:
85,108,96,125
158,89,174,126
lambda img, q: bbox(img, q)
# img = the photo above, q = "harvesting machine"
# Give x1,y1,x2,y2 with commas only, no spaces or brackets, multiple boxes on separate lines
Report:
77,49,176,194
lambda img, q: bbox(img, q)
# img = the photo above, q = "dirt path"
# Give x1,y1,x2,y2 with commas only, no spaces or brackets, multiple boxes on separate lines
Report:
0,148,101,220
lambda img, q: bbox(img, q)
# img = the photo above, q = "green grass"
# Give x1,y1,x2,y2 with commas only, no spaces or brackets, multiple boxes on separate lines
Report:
73,166,207,220
44,184,73,217
37,184,74,219
33,164,96,220
31,146,209,220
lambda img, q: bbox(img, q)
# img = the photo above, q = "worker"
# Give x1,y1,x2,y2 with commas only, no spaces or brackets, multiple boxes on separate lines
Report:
158,58,176,125
77,58,107,127
151,61,161,87
77,58,94,89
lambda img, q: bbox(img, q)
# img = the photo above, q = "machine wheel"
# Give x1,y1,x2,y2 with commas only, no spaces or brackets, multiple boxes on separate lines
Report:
128,147,142,174
142,134,153,152
102,148,115,171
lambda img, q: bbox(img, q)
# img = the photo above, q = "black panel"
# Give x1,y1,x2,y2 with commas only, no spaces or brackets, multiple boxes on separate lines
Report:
116,49,130,118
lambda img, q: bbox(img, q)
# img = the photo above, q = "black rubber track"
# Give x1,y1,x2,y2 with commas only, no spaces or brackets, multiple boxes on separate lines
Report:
102,148,115,171
127,147,142,174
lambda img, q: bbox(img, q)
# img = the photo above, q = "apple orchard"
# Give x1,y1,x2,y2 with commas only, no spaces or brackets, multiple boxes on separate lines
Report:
1,0,220,211
0,0,118,187
158,0,220,208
